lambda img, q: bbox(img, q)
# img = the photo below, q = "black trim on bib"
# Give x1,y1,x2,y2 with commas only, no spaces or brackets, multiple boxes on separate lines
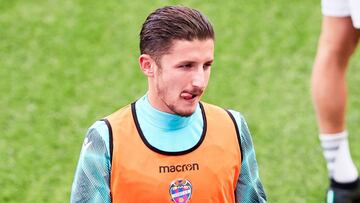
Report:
225,110,243,164
101,118,113,164
100,118,113,202
131,102,207,156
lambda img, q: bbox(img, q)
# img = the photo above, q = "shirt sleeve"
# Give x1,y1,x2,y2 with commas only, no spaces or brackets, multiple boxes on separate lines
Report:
229,110,267,203
70,121,112,203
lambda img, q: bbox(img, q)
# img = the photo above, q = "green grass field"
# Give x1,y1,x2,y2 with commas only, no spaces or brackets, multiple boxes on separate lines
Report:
2,0,360,202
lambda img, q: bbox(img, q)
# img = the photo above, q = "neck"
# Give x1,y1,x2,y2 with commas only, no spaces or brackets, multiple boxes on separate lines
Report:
137,95,197,130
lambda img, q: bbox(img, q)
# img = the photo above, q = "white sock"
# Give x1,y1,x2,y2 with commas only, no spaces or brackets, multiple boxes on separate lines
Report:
320,131,358,183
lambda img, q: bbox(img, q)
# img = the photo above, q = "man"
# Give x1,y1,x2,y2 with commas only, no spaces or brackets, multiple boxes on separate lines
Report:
311,0,360,202
71,5,266,203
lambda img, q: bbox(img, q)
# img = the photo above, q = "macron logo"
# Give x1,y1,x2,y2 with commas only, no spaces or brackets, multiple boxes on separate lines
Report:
159,163,199,173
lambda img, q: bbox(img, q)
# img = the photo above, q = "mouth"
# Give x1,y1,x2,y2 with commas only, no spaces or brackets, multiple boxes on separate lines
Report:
180,91,201,101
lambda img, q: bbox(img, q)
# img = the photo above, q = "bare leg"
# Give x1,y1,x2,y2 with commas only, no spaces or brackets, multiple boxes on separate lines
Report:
312,16,360,133
313,15,360,202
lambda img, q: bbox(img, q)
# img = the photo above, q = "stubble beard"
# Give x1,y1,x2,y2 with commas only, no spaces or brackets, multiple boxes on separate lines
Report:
167,102,195,117
156,84,197,117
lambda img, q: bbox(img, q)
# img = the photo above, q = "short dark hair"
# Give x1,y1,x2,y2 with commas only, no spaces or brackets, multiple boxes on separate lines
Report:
140,6,214,62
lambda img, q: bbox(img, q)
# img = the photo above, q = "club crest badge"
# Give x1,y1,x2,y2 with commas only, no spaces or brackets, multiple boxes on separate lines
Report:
169,178,192,203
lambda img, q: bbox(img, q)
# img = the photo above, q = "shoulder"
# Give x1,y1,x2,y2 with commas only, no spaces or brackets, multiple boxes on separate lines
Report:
225,109,254,144
201,102,241,116
106,104,132,120
85,120,111,152
88,120,109,135
200,102,247,127
226,110,257,153
226,109,246,126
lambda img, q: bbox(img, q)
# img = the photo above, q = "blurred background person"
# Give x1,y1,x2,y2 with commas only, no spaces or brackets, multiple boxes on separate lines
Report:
311,0,360,202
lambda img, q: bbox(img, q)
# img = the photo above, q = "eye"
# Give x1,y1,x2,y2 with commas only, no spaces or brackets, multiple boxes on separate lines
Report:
203,63,212,70
179,63,192,69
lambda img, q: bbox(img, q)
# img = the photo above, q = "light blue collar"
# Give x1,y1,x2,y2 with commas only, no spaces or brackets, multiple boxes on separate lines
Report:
136,95,200,130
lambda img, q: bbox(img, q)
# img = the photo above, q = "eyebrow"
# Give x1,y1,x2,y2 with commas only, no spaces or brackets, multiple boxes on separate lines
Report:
176,59,214,65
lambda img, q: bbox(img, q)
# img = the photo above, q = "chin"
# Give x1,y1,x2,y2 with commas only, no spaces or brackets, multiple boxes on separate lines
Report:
168,101,198,117
176,107,197,117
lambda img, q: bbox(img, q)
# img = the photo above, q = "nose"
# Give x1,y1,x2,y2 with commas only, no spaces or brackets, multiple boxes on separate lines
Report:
191,66,206,89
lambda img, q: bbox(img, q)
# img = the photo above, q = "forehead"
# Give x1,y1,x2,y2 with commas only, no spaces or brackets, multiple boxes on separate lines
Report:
161,39,214,62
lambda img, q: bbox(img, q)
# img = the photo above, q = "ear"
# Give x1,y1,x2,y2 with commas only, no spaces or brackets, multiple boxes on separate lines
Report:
139,54,155,77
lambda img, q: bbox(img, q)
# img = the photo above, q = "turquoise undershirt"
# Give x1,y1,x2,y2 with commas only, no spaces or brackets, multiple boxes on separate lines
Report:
135,95,203,152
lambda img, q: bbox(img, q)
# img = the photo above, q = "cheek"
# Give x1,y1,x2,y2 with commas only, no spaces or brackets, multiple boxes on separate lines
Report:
165,73,186,87
204,71,211,84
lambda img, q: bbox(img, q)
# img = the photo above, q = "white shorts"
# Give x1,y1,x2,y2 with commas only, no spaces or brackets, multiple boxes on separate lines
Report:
322,0,360,28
